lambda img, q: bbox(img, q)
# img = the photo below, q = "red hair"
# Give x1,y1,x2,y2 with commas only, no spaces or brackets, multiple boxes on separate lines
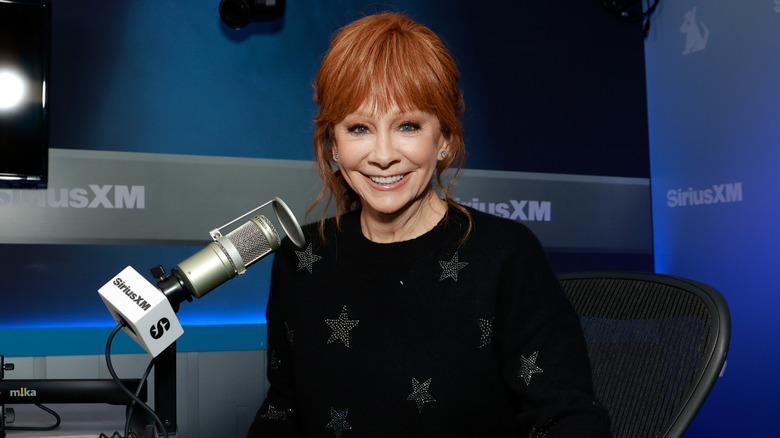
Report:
309,12,471,238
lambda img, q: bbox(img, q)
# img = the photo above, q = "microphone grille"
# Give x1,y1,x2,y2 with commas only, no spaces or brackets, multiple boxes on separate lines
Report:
226,215,281,269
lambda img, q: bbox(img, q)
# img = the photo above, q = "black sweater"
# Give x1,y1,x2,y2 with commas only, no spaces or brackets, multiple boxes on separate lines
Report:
248,206,609,437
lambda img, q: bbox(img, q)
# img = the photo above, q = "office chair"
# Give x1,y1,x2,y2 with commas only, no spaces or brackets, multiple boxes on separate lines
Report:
558,271,730,438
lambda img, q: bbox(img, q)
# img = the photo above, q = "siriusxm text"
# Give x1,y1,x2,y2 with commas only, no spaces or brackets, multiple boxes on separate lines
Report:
666,182,742,208
0,185,145,209
457,198,551,222
114,277,152,311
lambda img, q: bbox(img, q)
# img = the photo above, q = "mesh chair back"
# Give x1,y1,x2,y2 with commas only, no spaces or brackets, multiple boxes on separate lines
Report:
558,272,730,438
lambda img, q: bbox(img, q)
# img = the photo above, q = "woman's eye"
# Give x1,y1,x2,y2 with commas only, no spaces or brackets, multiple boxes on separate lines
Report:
348,124,370,134
399,122,421,132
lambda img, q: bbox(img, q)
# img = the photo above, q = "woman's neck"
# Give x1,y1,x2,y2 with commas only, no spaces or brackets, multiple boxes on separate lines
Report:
359,193,447,243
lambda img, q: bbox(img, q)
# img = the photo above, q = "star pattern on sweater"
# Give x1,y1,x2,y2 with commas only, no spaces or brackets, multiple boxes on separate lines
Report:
295,243,322,274
477,317,494,348
518,351,544,386
259,404,288,421
438,252,468,281
325,305,359,347
269,349,282,371
407,377,436,413
326,407,352,437
284,322,295,347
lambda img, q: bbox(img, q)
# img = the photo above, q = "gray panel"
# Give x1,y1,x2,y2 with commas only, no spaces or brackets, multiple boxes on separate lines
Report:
0,149,651,253
196,350,265,438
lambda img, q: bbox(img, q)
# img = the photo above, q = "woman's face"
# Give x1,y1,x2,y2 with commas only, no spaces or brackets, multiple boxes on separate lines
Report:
332,105,448,219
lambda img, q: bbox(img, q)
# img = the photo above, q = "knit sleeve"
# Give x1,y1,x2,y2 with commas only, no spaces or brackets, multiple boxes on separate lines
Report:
246,239,303,438
493,230,610,438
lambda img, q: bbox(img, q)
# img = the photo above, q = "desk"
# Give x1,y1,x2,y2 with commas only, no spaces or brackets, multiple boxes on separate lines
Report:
3,403,128,437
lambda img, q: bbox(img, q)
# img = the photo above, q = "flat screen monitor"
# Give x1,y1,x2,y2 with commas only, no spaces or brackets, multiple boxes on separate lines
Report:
0,0,51,189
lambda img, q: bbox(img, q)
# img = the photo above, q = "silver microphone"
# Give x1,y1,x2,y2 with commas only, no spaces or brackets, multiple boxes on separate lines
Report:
177,214,280,299
171,197,304,300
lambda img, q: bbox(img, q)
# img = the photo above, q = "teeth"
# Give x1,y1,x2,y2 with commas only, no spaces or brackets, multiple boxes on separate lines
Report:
370,175,404,184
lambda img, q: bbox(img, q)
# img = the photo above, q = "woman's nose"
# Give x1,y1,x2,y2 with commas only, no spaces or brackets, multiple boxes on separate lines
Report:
369,129,399,168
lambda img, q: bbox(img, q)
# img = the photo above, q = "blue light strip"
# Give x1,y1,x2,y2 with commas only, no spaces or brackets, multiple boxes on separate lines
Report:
0,324,267,357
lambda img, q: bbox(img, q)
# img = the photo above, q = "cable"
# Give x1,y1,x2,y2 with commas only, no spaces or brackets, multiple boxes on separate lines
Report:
4,403,61,431
124,356,157,438
101,353,157,438
105,323,169,438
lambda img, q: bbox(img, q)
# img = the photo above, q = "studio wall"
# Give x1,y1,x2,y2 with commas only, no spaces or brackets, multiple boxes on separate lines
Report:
645,1,780,436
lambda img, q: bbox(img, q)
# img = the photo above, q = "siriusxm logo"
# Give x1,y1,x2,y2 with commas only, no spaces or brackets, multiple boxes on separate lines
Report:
457,198,551,222
113,277,152,311
681,7,709,55
666,182,743,208
0,185,145,209
150,317,171,340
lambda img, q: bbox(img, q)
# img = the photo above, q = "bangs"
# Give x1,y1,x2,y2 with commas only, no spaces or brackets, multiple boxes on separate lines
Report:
316,14,460,125
359,32,448,116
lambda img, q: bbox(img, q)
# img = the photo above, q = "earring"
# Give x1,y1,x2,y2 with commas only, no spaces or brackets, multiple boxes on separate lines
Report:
333,151,339,161
440,150,447,159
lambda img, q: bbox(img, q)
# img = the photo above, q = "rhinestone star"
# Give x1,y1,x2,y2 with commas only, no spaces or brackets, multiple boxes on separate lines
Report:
295,243,322,274
518,351,544,386
407,377,436,413
477,317,494,348
284,322,295,347
325,305,359,347
438,252,468,281
259,404,288,421
269,349,283,371
326,407,352,437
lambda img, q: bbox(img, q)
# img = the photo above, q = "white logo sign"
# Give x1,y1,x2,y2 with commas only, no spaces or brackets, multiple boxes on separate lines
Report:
681,6,709,55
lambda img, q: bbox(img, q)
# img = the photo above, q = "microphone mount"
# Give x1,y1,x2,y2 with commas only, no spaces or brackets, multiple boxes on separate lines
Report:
151,266,191,314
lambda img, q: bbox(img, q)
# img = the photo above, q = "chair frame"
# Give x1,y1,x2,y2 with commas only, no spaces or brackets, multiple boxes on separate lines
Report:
558,271,731,438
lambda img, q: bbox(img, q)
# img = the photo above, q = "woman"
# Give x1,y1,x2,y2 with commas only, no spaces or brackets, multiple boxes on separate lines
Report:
248,12,609,437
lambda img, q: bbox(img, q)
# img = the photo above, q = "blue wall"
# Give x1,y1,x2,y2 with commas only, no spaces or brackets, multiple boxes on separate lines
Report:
646,1,780,436
50,0,649,176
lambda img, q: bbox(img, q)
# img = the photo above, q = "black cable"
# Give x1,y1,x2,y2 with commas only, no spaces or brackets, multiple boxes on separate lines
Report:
105,323,169,438
4,403,61,431
124,356,157,438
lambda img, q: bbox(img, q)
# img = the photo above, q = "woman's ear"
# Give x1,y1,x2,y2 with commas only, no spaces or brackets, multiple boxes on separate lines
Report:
438,136,451,160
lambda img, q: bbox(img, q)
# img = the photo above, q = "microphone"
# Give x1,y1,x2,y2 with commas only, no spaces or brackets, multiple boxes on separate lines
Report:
175,213,281,300
98,197,304,357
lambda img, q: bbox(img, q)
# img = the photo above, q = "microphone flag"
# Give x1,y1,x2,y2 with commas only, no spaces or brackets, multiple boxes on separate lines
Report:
98,265,184,357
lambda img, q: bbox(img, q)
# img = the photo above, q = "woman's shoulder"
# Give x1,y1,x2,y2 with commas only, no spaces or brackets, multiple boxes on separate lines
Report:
462,205,539,242
280,210,360,248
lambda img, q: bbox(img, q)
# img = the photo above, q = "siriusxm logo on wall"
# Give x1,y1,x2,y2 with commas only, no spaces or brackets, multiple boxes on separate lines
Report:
0,184,145,209
665,182,742,208
680,6,709,55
